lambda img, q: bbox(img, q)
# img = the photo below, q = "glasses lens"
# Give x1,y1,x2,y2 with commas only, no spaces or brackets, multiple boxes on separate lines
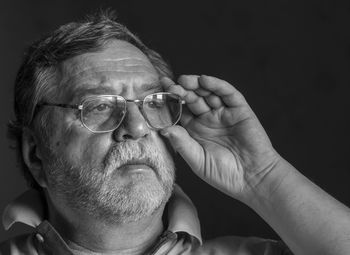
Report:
82,96,126,132
143,93,182,129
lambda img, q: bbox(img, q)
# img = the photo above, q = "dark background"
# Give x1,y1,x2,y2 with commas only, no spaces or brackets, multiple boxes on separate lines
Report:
1,0,350,242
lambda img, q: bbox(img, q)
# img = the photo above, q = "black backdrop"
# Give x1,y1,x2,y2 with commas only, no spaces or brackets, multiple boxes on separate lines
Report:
0,0,349,242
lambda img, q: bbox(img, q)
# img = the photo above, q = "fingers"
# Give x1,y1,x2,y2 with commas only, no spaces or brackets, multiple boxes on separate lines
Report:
178,75,226,109
160,125,203,171
197,75,246,107
161,76,176,89
161,76,211,115
161,75,247,116
204,94,224,109
161,76,224,115
178,75,246,107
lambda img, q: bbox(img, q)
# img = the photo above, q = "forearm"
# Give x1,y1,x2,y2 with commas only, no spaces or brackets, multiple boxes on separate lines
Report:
246,158,350,255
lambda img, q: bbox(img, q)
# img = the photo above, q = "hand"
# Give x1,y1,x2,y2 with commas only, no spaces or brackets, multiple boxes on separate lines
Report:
161,75,282,202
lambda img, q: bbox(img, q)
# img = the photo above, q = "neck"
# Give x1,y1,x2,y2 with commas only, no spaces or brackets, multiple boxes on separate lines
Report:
47,199,165,255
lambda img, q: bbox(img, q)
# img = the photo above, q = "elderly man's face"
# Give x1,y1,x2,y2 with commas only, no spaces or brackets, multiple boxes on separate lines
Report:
39,40,175,223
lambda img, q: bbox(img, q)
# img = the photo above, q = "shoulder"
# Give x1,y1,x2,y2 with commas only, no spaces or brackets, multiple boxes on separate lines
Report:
194,236,293,255
0,234,38,255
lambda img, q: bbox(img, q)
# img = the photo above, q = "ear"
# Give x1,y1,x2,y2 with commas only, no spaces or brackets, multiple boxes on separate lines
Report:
22,128,48,188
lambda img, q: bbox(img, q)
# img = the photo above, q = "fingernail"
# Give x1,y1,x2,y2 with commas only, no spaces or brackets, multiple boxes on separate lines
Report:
160,76,173,83
160,129,169,137
36,233,44,243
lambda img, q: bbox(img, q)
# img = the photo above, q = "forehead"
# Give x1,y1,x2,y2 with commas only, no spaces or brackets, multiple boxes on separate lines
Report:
57,40,159,100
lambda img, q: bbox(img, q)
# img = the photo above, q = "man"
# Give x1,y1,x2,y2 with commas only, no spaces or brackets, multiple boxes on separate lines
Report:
1,12,350,255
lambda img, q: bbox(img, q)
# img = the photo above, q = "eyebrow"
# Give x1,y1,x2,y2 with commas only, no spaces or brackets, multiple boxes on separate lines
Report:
138,82,162,92
70,87,116,102
70,82,162,102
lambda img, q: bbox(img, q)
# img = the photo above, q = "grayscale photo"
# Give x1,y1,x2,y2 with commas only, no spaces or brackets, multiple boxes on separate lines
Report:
0,1,349,254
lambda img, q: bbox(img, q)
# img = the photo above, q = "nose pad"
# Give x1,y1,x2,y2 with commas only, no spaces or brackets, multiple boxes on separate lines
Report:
112,102,150,142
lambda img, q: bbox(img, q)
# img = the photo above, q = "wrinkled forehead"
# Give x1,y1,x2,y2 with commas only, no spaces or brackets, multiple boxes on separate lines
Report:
56,40,159,100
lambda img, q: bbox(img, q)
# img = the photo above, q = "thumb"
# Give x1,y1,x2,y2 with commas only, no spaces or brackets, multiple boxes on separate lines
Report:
160,125,203,171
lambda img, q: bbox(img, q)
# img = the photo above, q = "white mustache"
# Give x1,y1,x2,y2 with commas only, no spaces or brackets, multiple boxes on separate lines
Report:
103,141,162,176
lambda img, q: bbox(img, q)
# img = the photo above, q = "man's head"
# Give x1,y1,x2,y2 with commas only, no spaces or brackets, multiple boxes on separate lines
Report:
8,12,176,223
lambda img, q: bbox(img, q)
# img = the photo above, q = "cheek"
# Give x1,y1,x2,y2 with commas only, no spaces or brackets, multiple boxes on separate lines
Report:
79,135,113,167
47,114,113,167
153,132,174,161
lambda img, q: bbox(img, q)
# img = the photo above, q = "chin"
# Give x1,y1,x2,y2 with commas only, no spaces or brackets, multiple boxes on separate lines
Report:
90,176,173,224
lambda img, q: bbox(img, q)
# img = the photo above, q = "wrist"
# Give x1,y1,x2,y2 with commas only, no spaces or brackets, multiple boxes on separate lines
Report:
240,155,296,210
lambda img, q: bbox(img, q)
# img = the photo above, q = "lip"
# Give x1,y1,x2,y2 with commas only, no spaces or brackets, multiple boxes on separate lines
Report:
119,163,152,173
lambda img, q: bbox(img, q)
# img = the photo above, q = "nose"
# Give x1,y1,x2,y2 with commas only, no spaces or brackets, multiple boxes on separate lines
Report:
112,102,150,142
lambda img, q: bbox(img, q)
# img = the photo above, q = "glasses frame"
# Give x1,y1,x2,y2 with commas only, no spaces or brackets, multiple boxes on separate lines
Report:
38,92,185,133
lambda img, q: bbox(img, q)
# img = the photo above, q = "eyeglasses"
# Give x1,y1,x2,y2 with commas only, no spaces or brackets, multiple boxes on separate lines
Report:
38,92,185,133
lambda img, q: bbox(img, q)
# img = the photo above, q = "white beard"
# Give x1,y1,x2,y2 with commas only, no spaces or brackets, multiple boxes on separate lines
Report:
45,139,175,224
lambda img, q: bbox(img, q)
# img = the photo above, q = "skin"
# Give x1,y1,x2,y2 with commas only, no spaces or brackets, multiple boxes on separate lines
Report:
22,39,350,254
23,40,173,254
161,75,350,254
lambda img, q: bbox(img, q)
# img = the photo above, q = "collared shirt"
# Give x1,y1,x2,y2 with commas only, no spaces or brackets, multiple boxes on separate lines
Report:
0,186,293,254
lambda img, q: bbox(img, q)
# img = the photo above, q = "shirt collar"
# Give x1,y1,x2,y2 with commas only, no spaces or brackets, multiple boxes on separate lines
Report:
2,184,202,245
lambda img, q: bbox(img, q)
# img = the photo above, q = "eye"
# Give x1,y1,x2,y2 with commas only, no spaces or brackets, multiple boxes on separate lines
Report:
94,104,111,112
147,100,165,109
85,102,114,114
